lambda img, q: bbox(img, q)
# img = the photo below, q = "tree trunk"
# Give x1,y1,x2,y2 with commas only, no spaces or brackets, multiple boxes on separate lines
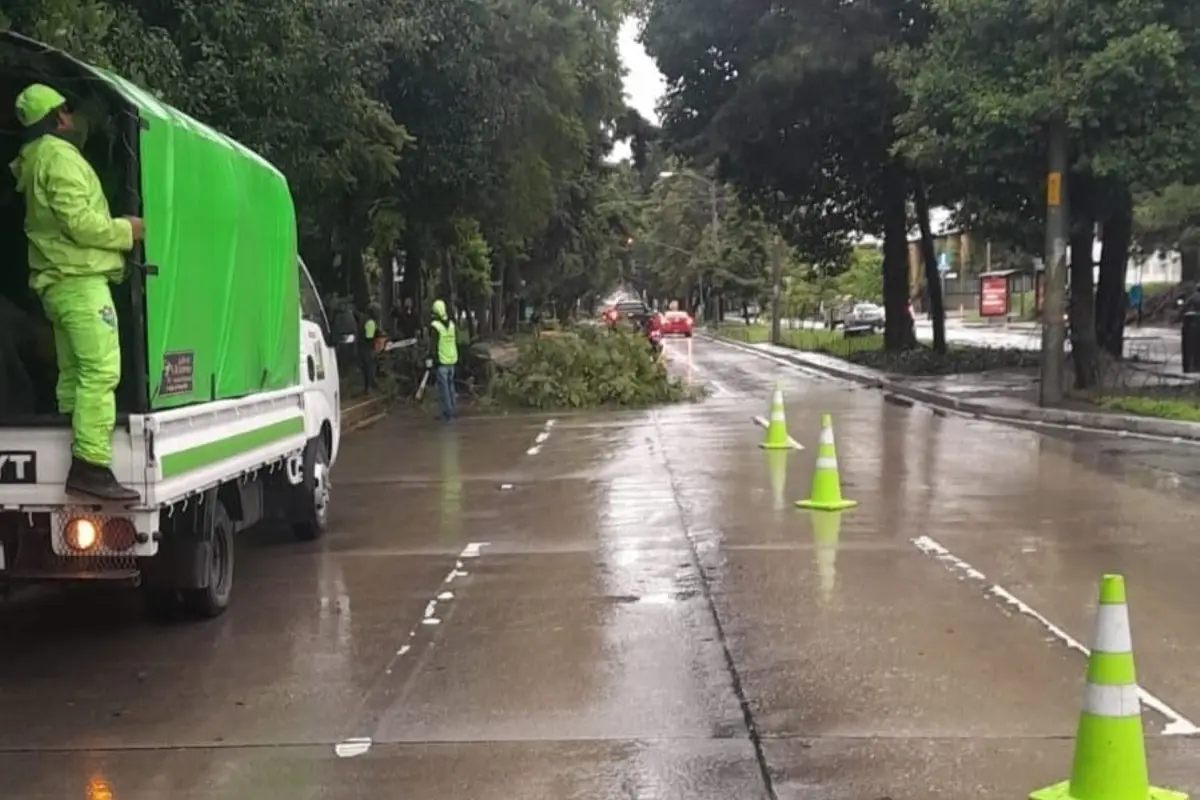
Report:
346,241,370,311
379,249,396,325
1182,250,1200,284
1095,191,1132,358
400,231,422,312
882,159,916,351
1069,223,1099,390
913,174,946,354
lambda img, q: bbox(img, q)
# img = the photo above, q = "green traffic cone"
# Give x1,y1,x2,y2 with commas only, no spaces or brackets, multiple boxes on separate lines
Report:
796,414,857,511
760,384,794,450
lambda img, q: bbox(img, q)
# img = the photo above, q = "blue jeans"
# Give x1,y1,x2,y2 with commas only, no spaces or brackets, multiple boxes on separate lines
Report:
436,365,457,420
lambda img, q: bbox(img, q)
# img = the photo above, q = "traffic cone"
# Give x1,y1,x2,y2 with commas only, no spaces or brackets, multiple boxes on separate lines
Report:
759,384,794,450
796,414,857,511
1030,574,1187,800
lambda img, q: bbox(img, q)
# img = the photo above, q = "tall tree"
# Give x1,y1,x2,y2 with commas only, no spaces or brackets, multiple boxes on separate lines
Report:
890,0,1200,381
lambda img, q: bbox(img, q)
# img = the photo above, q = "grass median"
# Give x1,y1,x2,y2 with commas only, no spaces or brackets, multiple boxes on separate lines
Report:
718,322,884,355
715,321,1039,376
1096,395,1200,422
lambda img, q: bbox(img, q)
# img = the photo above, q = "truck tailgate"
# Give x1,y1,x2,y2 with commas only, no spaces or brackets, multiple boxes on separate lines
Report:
0,427,143,510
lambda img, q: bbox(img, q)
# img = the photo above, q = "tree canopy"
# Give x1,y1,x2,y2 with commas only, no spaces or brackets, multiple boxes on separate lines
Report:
639,0,1200,377
2,0,636,330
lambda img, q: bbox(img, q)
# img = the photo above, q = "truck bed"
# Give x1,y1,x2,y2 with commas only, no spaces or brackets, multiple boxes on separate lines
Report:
0,387,307,512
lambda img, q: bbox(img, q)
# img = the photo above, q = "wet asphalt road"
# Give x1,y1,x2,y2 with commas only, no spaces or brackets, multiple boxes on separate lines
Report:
4,337,1200,798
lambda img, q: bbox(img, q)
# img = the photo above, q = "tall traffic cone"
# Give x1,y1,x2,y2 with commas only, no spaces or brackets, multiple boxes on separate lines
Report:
810,511,842,606
759,384,796,450
1030,575,1187,800
796,414,857,511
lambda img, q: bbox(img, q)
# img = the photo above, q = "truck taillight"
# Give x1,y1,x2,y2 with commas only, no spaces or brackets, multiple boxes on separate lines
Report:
103,518,138,552
64,518,99,552
63,516,137,553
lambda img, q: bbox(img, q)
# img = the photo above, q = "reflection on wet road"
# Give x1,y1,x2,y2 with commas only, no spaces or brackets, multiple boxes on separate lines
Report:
4,337,1200,798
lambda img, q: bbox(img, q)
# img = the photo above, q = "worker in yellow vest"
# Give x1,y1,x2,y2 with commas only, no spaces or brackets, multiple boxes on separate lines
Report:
426,299,459,421
359,305,381,394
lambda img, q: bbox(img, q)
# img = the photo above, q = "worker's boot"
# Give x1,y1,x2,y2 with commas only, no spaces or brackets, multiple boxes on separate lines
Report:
65,458,141,503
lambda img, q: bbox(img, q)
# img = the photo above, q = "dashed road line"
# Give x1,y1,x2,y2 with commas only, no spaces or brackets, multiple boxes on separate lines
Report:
912,534,1199,736
525,418,556,455
333,540,490,758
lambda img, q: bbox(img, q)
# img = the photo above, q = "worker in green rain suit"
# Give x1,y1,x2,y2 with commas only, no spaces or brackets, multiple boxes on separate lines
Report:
11,84,144,501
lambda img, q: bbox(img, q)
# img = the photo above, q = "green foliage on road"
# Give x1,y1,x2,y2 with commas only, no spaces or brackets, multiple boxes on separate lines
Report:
492,329,691,409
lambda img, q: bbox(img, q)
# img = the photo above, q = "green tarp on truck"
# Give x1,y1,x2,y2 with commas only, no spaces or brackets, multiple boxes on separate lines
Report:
0,32,300,413
97,69,300,410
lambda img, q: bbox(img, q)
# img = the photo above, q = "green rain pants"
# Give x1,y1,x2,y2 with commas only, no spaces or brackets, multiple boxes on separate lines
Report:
39,277,120,467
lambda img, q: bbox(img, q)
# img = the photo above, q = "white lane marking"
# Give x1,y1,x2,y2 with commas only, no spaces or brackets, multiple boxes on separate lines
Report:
335,737,372,758
751,415,804,450
525,419,557,455
334,541,490,757
911,535,1200,736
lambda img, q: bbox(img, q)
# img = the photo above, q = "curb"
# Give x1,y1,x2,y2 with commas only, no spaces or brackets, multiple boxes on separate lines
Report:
341,395,390,433
705,333,1200,443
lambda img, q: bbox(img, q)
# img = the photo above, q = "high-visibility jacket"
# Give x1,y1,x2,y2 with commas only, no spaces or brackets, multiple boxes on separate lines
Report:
431,318,459,366
11,134,133,294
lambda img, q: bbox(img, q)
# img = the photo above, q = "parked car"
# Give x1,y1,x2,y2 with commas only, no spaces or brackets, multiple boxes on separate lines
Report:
660,310,694,337
844,302,885,331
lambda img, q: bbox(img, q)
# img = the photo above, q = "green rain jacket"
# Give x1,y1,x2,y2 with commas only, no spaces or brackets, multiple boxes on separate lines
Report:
10,134,133,294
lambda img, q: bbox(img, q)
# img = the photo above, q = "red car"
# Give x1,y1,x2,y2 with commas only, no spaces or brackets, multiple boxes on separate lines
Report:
660,310,694,337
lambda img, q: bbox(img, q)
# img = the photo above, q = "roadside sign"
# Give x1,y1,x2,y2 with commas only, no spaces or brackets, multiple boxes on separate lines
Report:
937,252,951,273
980,275,1009,317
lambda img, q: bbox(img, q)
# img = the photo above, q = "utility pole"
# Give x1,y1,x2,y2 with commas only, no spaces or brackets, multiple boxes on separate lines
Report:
706,181,719,323
1039,0,1068,406
770,235,784,345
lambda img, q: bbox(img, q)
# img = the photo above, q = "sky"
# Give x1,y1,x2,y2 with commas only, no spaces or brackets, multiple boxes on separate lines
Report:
612,17,665,162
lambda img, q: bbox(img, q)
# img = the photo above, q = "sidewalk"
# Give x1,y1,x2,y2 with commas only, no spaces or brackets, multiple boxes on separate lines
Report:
714,336,1200,442
342,394,390,432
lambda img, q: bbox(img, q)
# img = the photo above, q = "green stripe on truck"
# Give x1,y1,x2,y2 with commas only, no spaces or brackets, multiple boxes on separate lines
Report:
160,417,306,479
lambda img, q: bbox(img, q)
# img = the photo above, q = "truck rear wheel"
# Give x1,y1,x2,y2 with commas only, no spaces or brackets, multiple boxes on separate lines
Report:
293,436,331,542
181,499,234,619
143,497,234,622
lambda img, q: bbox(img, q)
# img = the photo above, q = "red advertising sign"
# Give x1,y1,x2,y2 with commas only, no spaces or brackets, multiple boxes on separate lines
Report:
979,275,1009,317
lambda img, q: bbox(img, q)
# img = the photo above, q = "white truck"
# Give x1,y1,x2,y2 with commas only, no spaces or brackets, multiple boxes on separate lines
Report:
0,34,355,620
